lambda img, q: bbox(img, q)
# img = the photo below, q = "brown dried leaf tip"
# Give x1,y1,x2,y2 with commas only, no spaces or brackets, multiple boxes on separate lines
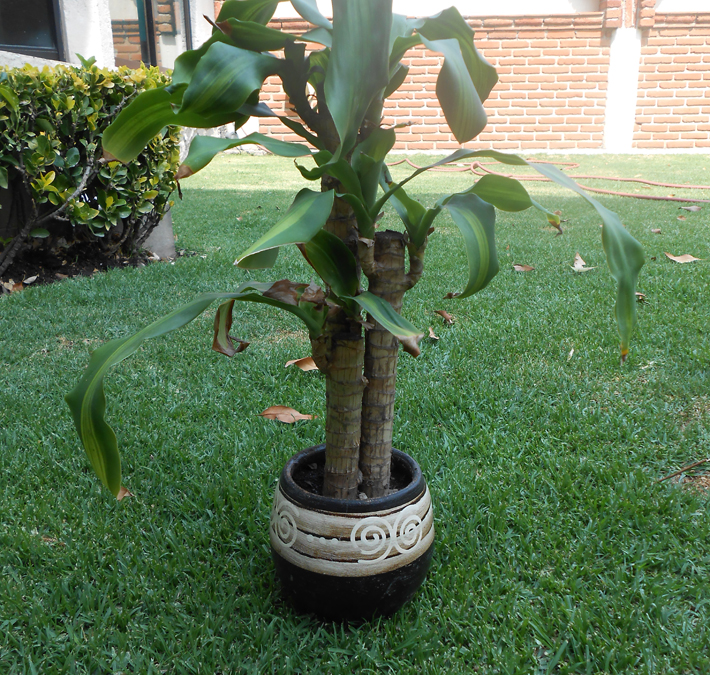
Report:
664,252,701,264
513,264,534,272
443,292,460,299
285,356,319,372
435,310,455,325
260,406,315,423
117,486,134,501
428,326,439,340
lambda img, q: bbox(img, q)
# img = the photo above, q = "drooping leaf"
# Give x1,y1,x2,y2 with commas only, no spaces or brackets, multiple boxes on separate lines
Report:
529,162,644,360
65,283,329,496
235,188,334,268
420,36,486,144
178,133,312,178
0,84,19,111
212,299,250,356
0,166,8,189
291,0,332,29
300,27,332,47
531,198,563,234
442,193,498,299
417,6,498,103
325,0,393,155
350,291,424,357
30,228,51,238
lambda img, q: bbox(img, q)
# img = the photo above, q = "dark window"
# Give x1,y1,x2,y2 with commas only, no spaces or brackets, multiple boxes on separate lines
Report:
0,0,65,60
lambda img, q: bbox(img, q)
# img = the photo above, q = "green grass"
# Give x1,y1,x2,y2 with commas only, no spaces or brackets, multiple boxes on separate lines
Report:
1,153,709,674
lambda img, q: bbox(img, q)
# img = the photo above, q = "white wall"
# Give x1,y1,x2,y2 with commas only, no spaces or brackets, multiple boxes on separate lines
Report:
190,0,216,48
59,0,115,68
274,0,600,19
655,0,709,11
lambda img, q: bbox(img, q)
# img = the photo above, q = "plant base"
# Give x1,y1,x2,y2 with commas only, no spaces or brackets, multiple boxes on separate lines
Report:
270,445,434,621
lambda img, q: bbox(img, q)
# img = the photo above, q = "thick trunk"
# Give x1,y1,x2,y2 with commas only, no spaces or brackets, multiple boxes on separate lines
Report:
311,176,365,499
359,231,409,498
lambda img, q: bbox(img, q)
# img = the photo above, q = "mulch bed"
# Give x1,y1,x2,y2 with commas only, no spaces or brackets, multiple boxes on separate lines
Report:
0,247,156,293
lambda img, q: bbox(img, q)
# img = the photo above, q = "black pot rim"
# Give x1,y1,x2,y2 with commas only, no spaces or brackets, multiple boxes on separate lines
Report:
279,444,425,514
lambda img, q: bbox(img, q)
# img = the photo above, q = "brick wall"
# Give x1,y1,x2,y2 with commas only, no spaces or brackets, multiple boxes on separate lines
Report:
634,13,710,150
112,20,143,67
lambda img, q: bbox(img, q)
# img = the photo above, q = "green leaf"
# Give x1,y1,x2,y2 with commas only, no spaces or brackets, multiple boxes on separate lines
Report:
465,174,532,212
30,228,50,238
65,285,327,496
103,87,241,163
384,63,408,98
291,0,332,29
215,17,295,51
76,53,96,68
303,229,358,300
179,133,312,177
235,188,334,268
325,0,393,155
294,157,364,201
528,162,645,359
300,28,332,48
420,36,486,144
178,42,280,118
65,147,81,168
216,0,279,25
0,85,19,111
352,126,396,208
418,7,498,103
0,166,7,190
442,193,498,299
349,291,424,357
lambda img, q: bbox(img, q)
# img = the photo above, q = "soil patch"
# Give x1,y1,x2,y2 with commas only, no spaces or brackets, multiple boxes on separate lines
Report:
1,245,154,292
293,455,410,498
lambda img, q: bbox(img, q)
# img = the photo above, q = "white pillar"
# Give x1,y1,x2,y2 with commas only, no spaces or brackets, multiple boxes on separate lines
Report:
603,27,642,152
59,0,115,69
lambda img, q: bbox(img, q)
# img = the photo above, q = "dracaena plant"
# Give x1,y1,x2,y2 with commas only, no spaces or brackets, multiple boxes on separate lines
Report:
66,0,644,501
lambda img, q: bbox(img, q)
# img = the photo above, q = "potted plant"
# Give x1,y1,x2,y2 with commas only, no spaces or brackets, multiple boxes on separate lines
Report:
66,0,644,620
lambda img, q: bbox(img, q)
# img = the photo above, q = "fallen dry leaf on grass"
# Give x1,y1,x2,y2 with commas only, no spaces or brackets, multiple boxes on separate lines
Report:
435,310,455,325
117,486,134,501
513,264,534,272
2,280,23,293
677,215,686,221
636,292,647,303
572,253,596,273
285,356,318,371
664,252,701,264
428,326,439,340
443,292,460,299
260,406,315,423
679,205,702,212
567,348,574,361
23,275,38,285
651,228,662,234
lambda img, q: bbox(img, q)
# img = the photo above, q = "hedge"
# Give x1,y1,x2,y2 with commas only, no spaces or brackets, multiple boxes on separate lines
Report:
0,57,181,276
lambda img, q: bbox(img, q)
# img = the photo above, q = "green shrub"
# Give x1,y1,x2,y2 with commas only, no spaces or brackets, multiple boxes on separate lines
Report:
0,58,180,275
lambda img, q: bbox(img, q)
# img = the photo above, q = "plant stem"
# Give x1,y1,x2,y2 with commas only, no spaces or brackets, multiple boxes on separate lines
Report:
359,230,409,498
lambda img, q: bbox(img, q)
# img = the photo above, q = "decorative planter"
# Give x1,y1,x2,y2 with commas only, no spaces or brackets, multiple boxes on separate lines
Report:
270,444,434,620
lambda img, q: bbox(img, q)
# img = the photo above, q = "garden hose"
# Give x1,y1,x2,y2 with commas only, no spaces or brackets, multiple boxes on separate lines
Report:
387,158,710,204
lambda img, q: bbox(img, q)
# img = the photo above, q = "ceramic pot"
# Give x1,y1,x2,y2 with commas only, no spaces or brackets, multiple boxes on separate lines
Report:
270,444,434,620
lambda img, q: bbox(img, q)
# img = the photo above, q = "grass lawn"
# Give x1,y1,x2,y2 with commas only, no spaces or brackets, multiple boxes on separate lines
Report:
1,152,709,674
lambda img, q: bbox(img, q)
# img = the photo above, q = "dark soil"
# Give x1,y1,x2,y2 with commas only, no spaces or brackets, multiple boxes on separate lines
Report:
0,245,154,291
293,455,410,498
